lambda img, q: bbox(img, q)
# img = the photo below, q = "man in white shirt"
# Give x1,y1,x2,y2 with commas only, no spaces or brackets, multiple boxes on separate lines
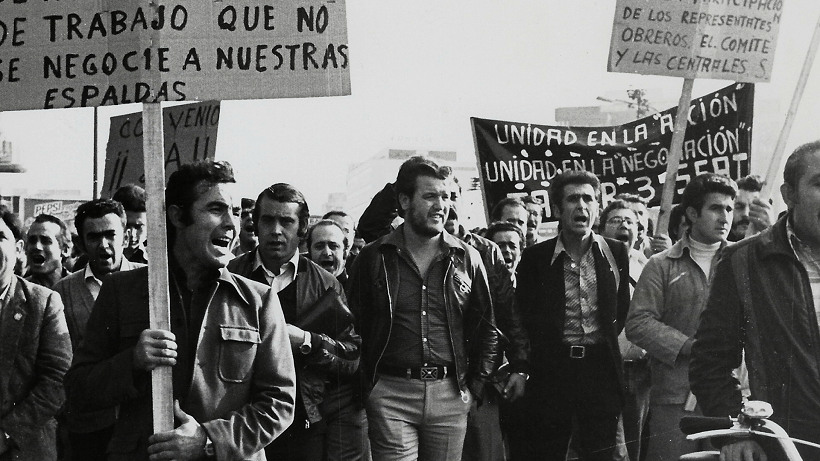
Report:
54,198,144,460
227,184,360,461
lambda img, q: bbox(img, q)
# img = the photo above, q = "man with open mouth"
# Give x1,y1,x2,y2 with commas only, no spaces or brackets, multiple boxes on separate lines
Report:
509,169,631,461
66,161,297,460
24,213,71,289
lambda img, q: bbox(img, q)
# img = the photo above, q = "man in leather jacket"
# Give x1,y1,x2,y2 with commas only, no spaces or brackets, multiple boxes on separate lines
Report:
227,183,360,461
347,156,499,461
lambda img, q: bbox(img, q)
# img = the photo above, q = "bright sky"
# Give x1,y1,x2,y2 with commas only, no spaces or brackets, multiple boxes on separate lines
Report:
2,0,819,213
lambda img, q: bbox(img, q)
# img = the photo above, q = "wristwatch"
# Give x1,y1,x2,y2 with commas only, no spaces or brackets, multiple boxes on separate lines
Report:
299,330,313,355
516,372,530,381
203,433,215,458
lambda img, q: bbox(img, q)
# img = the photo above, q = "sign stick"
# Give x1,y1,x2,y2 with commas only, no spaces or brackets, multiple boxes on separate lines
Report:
760,13,820,200
656,78,694,235
143,102,174,433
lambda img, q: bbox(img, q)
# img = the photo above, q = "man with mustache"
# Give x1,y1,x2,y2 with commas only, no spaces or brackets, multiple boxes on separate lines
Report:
228,183,360,461
626,173,737,461
347,156,498,461
54,199,144,460
232,198,259,257
728,174,773,242
24,214,71,289
509,169,630,461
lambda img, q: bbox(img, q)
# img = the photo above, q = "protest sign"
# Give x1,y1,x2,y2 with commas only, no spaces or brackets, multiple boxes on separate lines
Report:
609,0,783,82
471,82,753,219
101,100,219,196
0,0,350,111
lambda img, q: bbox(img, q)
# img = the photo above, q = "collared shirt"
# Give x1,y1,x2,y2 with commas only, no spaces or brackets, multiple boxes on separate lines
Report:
787,218,820,330
255,249,299,293
381,232,455,368
552,232,603,345
83,265,103,301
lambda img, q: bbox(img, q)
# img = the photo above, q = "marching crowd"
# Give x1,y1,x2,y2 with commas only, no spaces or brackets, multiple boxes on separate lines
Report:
2,140,820,461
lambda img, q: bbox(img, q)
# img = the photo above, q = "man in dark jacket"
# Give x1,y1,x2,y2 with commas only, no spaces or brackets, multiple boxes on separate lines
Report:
227,184,360,461
0,205,72,461
691,141,820,461
347,156,499,461
510,170,631,461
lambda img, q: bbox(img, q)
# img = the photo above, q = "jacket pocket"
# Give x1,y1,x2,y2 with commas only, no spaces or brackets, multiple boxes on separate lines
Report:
218,325,261,383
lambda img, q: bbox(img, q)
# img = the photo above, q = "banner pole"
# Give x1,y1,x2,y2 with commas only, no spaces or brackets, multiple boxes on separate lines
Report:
759,12,820,200
93,107,99,200
143,101,174,434
656,78,694,236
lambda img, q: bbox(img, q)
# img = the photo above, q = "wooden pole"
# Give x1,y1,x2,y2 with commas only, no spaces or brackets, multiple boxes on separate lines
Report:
759,12,820,201
93,107,99,200
143,102,173,433
655,78,695,235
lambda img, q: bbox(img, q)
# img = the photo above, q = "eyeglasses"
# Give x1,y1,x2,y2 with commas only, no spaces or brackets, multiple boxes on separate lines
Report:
606,217,634,226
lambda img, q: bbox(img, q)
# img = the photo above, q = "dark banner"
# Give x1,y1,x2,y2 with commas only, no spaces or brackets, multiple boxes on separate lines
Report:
471,82,753,220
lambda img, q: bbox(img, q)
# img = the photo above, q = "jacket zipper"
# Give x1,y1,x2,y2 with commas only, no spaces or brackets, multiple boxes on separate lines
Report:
372,253,393,384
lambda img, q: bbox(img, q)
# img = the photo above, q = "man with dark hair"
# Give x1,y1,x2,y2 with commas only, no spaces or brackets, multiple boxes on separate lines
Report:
0,205,73,461
484,221,524,273
490,197,529,243
66,161,296,460
54,199,144,460
691,141,820,460
348,156,498,461
228,183,360,461
728,174,772,242
627,173,737,461
232,198,258,256
510,169,630,461
25,213,71,288
112,184,148,264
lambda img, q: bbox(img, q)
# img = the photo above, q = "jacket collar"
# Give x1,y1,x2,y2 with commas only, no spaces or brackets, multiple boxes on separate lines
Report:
216,267,251,306
377,223,466,256
666,232,727,260
759,215,796,260
169,254,250,306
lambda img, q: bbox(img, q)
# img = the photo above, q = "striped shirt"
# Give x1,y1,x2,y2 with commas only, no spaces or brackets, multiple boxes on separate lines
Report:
552,233,604,345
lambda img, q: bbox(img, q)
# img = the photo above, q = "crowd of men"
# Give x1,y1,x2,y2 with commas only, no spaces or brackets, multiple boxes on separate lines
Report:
2,141,820,461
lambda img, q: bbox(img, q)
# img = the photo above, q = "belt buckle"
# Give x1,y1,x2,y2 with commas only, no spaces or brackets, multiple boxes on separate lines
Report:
420,366,439,380
570,345,586,359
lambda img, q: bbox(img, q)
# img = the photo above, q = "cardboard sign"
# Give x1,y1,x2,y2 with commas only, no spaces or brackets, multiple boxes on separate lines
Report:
102,100,220,196
609,0,783,82
471,83,753,217
0,0,349,111
23,198,85,229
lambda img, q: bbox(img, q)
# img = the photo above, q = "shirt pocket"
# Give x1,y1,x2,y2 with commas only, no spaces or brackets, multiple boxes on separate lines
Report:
218,325,261,383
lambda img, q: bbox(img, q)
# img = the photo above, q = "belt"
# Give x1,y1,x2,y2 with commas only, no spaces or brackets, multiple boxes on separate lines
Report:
377,364,451,380
561,344,607,359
